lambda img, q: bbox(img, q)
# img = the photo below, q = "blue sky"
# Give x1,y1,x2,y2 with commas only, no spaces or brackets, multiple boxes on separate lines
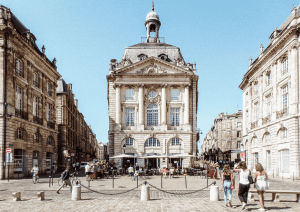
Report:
2,0,298,149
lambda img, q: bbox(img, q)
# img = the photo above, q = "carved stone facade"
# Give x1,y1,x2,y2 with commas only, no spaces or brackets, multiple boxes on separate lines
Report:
0,6,60,179
239,5,300,179
107,5,199,169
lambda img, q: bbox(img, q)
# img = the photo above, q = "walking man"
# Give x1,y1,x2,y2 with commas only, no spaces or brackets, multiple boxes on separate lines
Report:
56,165,72,194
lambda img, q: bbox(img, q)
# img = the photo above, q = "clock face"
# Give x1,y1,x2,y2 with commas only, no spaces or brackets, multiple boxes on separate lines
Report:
149,91,157,98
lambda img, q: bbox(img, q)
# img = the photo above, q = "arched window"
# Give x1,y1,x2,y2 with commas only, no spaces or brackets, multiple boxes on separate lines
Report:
17,128,23,140
147,103,158,126
171,138,180,146
47,136,54,145
145,138,160,147
138,54,148,61
126,138,133,146
281,128,287,139
34,132,40,143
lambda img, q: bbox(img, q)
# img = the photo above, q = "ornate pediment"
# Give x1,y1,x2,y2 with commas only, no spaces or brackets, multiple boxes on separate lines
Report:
136,63,167,74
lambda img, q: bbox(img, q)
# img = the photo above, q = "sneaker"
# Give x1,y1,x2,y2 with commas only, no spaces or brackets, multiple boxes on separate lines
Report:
242,203,246,210
258,208,266,211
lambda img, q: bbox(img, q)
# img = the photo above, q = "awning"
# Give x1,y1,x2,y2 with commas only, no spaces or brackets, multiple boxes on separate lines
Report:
142,155,168,159
169,153,196,158
110,154,137,158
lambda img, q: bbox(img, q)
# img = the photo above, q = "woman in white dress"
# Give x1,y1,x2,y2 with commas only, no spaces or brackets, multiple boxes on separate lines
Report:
254,163,269,211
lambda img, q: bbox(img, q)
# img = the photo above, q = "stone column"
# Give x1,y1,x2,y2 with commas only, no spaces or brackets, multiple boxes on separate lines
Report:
138,84,144,126
115,84,121,124
184,84,189,124
161,84,167,125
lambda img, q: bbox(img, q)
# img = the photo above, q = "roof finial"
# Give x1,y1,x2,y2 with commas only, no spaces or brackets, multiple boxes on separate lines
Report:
152,1,154,11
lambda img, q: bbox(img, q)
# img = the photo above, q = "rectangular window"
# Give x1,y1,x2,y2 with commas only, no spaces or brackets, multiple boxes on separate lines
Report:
126,138,133,146
255,82,259,94
16,59,23,77
47,103,52,121
237,141,241,149
267,95,272,118
282,85,288,109
16,85,23,110
282,57,288,75
255,102,259,122
281,129,287,139
125,108,135,126
33,72,39,88
33,95,39,117
237,122,241,128
253,152,259,166
47,83,52,96
125,89,135,101
171,89,180,101
171,138,180,145
237,131,241,137
170,108,180,126
267,72,272,86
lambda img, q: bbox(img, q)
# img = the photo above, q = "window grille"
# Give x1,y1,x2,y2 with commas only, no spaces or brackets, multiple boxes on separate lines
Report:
126,138,133,146
145,138,160,147
282,85,288,109
47,83,52,96
171,138,180,146
125,108,135,126
33,72,39,88
16,59,23,77
171,89,180,101
282,57,288,75
126,89,135,101
147,103,158,126
170,108,180,126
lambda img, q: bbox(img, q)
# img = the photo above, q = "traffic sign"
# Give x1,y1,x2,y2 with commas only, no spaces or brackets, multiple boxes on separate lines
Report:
6,148,11,153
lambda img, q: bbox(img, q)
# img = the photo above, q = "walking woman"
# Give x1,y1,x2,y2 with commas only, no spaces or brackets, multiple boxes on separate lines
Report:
221,164,233,207
233,161,251,210
254,163,269,211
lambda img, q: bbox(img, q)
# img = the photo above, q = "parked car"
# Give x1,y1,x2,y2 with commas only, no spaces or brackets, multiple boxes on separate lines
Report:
80,162,88,170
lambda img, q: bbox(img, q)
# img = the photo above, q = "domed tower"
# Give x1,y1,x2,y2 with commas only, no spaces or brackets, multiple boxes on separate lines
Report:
145,1,161,43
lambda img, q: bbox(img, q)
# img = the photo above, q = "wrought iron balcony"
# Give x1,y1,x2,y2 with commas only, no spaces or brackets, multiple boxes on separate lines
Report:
262,115,271,125
276,108,288,119
145,124,161,130
33,116,43,125
167,124,181,130
251,121,258,129
15,109,28,120
47,121,55,129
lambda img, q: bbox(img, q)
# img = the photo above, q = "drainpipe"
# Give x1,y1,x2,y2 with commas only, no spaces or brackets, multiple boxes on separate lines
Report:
1,32,8,180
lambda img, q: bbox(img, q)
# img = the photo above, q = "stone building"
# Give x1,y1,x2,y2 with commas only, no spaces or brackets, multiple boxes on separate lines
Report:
56,79,98,170
0,5,61,179
97,142,108,161
239,5,300,178
200,111,243,162
107,4,199,169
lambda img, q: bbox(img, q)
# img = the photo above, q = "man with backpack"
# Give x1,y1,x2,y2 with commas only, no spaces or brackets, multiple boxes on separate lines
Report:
56,165,72,194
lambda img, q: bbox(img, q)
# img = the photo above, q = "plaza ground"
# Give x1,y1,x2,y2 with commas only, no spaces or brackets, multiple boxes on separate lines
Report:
0,173,300,212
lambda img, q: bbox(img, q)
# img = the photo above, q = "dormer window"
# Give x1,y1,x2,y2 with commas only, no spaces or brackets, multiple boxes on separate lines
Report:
158,54,169,61
138,54,148,61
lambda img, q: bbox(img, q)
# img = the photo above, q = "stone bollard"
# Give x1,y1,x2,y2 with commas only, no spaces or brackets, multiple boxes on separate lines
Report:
72,185,81,201
37,191,45,201
210,185,219,201
12,192,21,201
141,185,150,201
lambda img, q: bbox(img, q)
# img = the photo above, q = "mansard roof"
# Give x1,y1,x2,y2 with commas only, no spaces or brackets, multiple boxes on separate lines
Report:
56,78,68,93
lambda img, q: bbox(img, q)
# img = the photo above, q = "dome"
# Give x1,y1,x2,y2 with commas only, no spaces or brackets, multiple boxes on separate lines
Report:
146,11,160,21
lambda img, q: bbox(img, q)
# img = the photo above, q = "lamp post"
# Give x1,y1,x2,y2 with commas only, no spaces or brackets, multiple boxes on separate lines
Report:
122,144,126,168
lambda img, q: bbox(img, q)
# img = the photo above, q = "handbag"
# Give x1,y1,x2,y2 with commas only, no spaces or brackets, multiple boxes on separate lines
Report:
248,170,254,184
231,185,234,190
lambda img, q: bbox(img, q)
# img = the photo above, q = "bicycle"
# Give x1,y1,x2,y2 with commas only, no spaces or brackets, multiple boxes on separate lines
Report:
32,173,39,184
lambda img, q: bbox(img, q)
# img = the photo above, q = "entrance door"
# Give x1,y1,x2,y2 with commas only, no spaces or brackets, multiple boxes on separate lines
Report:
14,149,24,173
280,149,290,178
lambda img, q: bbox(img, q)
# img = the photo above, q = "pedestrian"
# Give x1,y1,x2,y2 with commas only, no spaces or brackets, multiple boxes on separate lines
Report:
134,163,139,180
221,164,233,207
254,163,269,211
85,163,91,181
56,165,72,194
90,165,95,181
233,161,251,210
128,164,134,180
162,167,168,178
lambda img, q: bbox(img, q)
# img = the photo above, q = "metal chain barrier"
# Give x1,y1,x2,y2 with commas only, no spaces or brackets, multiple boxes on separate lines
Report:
80,183,144,195
147,181,216,195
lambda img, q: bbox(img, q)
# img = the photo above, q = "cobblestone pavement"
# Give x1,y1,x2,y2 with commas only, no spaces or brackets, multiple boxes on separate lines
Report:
0,173,299,212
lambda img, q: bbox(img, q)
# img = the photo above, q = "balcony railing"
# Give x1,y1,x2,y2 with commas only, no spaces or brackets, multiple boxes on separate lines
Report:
276,108,289,119
262,115,271,125
251,121,258,129
145,124,161,130
47,121,55,129
167,124,181,130
15,109,28,120
121,124,136,130
33,116,43,125
141,37,165,43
